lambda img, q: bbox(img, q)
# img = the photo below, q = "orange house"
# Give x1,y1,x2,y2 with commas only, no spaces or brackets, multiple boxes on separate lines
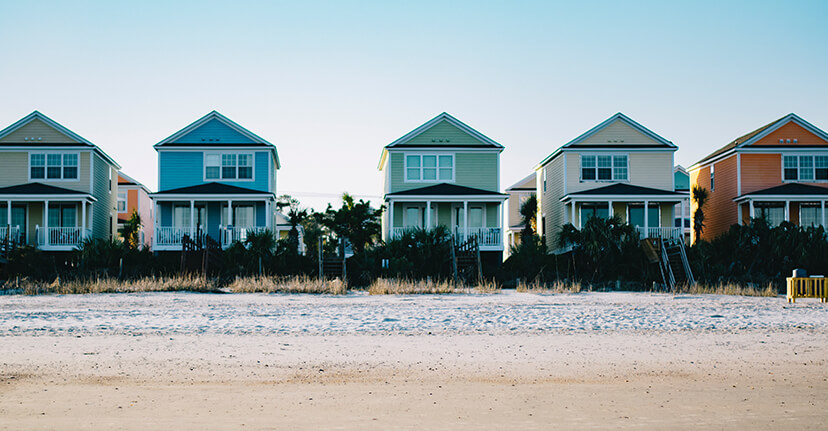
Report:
689,114,828,242
117,172,153,249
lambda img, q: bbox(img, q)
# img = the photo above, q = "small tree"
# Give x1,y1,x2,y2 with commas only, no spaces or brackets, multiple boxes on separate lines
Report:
323,193,383,254
519,194,538,238
692,185,709,244
120,210,142,250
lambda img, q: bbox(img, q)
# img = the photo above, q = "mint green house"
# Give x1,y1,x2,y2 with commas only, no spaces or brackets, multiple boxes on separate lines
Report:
379,113,507,258
0,111,120,251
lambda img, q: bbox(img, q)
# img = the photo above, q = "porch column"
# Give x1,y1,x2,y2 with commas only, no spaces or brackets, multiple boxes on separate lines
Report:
426,201,431,229
608,200,613,219
388,200,394,238
6,200,10,228
822,200,826,228
189,200,195,233
749,200,755,218
643,200,649,234
463,201,469,241
44,200,49,246
785,200,790,222
265,200,271,229
81,201,87,240
571,201,576,228
681,199,686,227
737,201,742,225
227,200,233,225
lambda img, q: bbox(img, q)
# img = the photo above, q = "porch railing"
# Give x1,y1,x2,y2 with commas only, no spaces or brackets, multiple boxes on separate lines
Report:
220,226,269,248
455,227,502,247
636,227,683,241
35,226,90,248
0,226,21,244
155,226,207,247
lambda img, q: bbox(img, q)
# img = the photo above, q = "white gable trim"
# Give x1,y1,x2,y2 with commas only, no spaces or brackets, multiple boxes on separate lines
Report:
563,113,676,149
739,114,828,147
386,112,503,149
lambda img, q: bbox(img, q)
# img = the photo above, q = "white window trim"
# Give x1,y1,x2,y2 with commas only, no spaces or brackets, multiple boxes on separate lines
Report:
117,192,127,213
403,153,456,183
781,154,828,183
203,151,255,182
28,151,81,182
579,153,629,183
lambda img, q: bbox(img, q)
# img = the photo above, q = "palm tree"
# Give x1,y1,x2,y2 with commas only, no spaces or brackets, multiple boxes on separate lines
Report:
692,185,709,244
519,194,538,237
120,210,142,250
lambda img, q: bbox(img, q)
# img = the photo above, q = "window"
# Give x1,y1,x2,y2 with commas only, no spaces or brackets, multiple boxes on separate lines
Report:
30,153,78,180
404,207,422,227
784,155,828,182
629,204,660,228
205,153,254,180
800,204,823,227
756,204,785,227
581,155,627,181
710,165,715,191
580,204,609,222
469,207,483,227
117,192,127,212
48,204,76,227
405,154,453,182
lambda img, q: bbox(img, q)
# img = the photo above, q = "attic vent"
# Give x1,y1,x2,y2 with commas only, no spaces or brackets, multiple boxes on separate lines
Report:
779,139,784,144
786,139,791,143
793,139,798,144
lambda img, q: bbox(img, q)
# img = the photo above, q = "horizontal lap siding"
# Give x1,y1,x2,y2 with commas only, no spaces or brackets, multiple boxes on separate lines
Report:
0,152,29,188
405,120,489,147
92,154,117,240
565,152,674,193
0,119,78,144
741,154,783,194
540,156,564,249
691,155,737,241
388,151,498,193
579,121,661,145
750,122,827,146
159,151,271,192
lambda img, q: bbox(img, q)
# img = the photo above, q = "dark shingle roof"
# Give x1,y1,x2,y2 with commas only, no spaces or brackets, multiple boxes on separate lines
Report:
0,182,91,195
153,182,273,196
567,183,686,196
696,116,788,165
740,183,828,197
387,183,506,197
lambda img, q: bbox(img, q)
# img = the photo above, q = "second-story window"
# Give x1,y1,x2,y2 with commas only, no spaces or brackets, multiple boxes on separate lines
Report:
117,192,127,212
30,153,78,180
581,155,627,181
784,155,828,181
205,153,254,180
405,154,453,182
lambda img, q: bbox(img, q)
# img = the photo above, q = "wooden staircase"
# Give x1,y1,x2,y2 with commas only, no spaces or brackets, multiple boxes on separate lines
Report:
452,236,482,283
181,227,223,275
640,236,694,291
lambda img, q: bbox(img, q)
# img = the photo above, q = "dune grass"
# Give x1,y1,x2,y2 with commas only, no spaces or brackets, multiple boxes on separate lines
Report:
14,275,219,295
368,278,500,295
225,275,348,295
516,279,583,294
675,282,778,297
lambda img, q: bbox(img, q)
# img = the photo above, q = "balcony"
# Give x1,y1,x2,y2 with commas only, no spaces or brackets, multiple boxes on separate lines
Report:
636,227,684,241
0,226,22,245
220,226,269,248
389,226,502,249
35,226,90,250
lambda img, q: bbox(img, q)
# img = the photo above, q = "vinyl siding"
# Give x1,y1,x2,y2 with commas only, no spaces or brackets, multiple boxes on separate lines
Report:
539,156,564,249
565,151,674,193
690,155,738,241
387,151,498,193
171,119,256,144
749,122,828,146
0,118,79,144
158,150,271,192
740,154,784,194
577,120,661,145
404,120,491,147
91,153,117,240
0,152,29,188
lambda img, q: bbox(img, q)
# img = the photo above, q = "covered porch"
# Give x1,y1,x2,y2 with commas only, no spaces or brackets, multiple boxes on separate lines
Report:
735,184,828,228
150,183,275,251
0,183,95,251
384,184,507,250
561,184,688,241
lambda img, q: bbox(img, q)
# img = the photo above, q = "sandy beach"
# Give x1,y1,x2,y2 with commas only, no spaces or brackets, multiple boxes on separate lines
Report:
1,291,826,429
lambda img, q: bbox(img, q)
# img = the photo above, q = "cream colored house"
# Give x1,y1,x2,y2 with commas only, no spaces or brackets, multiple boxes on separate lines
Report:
504,173,535,257
534,113,687,252
0,111,120,251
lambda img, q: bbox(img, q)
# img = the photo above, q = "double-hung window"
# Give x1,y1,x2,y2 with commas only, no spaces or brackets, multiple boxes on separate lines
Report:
784,155,828,182
117,192,127,212
205,153,254,180
581,155,628,181
405,154,453,182
30,153,78,180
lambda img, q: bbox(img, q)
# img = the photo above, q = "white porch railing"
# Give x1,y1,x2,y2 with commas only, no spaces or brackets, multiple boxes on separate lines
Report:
636,227,683,241
35,226,90,248
0,226,21,244
155,226,206,247
455,227,502,247
220,226,269,248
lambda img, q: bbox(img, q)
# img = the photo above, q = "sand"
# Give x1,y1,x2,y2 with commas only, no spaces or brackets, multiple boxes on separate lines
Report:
1,292,826,429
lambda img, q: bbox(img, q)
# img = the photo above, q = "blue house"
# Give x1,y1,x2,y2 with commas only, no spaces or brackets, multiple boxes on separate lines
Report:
150,111,280,250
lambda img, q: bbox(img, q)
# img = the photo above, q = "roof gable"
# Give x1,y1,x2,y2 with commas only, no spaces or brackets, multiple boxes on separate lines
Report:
749,120,828,147
0,111,90,146
564,113,675,148
506,173,536,192
386,113,503,149
171,118,256,144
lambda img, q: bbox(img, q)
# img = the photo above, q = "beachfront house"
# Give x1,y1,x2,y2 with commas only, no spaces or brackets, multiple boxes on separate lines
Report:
0,111,120,250
688,114,828,242
117,172,153,249
504,173,536,257
535,113,687,252
150,111,280,250
674,165,691,240
378,112,507,262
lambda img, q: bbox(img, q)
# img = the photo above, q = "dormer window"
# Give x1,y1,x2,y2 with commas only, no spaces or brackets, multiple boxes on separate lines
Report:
581,155,627,182
405,154,453,182
205,152,254,181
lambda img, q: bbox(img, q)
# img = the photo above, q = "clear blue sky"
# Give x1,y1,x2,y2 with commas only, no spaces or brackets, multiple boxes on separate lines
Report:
1,0,826,210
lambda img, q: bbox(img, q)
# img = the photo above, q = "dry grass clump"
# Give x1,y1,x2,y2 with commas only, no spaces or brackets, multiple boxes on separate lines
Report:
368,278,500,295
516,279,583,294
225,275,348,295
18,275,218,295
676,282,778,297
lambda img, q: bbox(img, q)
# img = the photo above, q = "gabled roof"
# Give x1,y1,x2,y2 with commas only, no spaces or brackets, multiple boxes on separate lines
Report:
506,173,536,192
118,172,151,194
737,183,828,198
0,182,95,197
565,183,686,197
537,113,676,168
379,112,503,169
0,111,120,168
386,183,506,197
151,182,273,196
154,111,280,168
693,113,828,168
